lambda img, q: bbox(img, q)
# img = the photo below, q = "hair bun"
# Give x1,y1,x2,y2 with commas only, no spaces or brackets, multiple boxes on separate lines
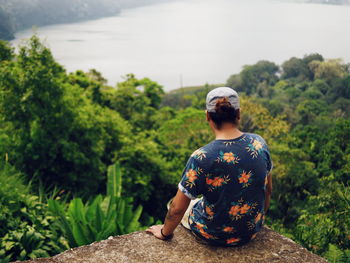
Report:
215,97,232,113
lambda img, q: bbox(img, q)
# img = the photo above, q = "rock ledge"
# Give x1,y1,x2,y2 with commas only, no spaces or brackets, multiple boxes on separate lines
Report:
16,226,328,263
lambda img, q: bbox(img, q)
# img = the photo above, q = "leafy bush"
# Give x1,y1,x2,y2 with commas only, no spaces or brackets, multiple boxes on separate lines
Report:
0,164,67,262
323,244,350,263
48,163,143,247
294,182,350,257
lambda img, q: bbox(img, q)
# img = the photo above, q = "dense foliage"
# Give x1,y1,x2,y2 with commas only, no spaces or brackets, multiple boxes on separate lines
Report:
0,164,67,262
0,37,349,262
48,163,143,248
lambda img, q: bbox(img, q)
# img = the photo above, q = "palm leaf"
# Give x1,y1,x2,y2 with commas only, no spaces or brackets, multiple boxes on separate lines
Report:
126,205,143,233
72,220,89,246
107,163,122,198
94,203,104,232
86,195,102,222
68,198,86,225
116,199,126,226
48,199,77,247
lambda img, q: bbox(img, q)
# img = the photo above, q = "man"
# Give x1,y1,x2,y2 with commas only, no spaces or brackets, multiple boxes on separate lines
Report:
147,87,272,246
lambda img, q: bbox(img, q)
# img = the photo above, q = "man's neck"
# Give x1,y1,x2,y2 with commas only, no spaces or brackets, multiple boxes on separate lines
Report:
214,125,243,140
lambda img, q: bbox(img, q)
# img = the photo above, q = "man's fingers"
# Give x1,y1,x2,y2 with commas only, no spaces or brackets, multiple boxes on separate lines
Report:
145,226,155,234
145,225,167,240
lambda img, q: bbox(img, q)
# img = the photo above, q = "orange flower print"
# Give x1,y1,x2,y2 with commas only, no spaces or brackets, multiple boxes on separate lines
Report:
223,226,235,233
206,178,212,185
200,229,214,239
223,152,236,163
239,171,251,184
213,177,225,187
186,169,197,182
240,204,251,214
264,175,268,186
226,237,240,244
195,222,206,230
229,205,241,216
251,233,257,240
255,213,262,223
238,170,252,188
230,199,257,221
194,222,214,239
205,206,214,217
206,175,230,191
217,151,239,164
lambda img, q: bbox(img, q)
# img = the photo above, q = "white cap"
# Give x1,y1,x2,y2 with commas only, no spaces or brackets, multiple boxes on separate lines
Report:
206,87,240,112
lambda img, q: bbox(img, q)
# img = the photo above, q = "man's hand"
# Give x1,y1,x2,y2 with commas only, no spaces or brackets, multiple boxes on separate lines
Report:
146,190,190,241
146,224,166,240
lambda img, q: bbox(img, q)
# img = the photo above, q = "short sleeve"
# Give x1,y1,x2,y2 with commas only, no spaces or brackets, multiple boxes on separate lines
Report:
265,149,273,173
178,155,205,200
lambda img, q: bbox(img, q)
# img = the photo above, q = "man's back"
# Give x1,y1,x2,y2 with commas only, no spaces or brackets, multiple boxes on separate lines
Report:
178,133,272,246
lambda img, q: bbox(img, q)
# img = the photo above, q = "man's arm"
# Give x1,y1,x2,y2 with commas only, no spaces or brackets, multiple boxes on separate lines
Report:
146,189,191,239
264,172,273,214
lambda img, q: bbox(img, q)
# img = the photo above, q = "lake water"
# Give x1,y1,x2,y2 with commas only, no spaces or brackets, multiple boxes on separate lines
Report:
11,0,350,91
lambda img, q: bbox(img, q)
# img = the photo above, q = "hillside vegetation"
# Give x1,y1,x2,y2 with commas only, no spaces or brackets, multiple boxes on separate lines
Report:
0,37,349,262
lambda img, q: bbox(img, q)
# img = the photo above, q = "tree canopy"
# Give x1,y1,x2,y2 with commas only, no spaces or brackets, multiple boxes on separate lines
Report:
0,37,349,262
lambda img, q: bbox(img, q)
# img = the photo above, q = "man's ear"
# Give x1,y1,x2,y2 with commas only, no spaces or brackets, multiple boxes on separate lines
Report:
236,109,241,121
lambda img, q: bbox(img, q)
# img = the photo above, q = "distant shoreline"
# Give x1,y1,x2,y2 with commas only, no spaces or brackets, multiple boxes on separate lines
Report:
0,0,171,41
4,0,349,41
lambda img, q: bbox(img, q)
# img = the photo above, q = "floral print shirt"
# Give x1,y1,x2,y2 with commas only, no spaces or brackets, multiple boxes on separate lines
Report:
178,133,272,246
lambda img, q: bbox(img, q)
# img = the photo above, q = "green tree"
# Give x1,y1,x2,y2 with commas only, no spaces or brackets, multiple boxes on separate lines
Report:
226,74,243,92
296,99,328,125
309,59,345,84
0,36,129,195
281,54,323,81
0,40,14,61
332,75,350,100
239,60,279,96
107,74,165,131
282,57,309,80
